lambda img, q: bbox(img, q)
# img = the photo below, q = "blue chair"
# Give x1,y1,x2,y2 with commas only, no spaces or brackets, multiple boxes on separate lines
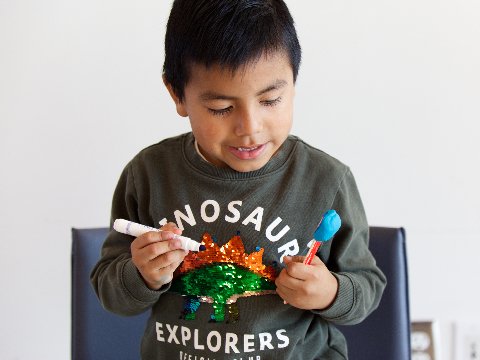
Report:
72,227,410,360
337,227,411,360
71,228,148,360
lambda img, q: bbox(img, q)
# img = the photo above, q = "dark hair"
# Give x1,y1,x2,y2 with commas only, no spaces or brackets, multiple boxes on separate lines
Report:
163,0,301,101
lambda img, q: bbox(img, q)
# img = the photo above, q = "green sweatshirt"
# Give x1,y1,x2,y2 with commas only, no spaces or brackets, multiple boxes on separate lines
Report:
91,132,386,360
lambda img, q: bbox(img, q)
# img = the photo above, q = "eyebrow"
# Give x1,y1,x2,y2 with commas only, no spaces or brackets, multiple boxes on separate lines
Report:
199,79,288,101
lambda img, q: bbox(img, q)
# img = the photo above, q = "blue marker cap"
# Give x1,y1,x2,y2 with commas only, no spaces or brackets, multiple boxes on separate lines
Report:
313,210,341,242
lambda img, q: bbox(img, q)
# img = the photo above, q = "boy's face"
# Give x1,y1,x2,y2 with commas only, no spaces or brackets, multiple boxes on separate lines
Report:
167,52,295,173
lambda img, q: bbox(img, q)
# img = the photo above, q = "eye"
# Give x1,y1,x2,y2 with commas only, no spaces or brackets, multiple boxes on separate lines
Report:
208,106,233,116
261,97,282,107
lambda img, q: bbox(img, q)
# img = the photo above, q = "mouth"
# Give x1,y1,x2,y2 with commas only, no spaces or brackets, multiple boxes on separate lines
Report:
236,146,260,152
228,144,267,160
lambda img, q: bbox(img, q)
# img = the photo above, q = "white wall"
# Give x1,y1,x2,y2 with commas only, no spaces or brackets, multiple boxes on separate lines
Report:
1,0,479,359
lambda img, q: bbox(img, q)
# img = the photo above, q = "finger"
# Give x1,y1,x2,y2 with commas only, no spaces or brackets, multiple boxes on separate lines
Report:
287,253,325,266
288,254,323,265
288,255,307,263
155,274,173,286
276,280,302,306
307,255,324,266
286,254,327,278
160,222,182,235
275,286,289,302
275,268,303,293
131,230,176,250
147,248,188,270
276,271,319,309
136,237,189,262
143,262,180,290
283,259,311,281
275,276,292,301
135,249,187,285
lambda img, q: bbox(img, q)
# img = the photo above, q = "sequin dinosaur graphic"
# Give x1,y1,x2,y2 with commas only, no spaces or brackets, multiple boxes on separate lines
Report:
170,233,278,323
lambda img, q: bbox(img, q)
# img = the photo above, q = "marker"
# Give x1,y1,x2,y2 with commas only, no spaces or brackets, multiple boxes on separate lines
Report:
283,210,342,305
303,210,341,265
113,219,206,252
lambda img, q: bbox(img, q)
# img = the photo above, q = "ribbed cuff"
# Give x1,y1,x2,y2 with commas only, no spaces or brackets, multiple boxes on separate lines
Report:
122,260,170,304
313,273,354,320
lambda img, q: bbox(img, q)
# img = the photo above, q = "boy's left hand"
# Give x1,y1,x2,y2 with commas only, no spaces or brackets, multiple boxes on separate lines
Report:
275,255,338,310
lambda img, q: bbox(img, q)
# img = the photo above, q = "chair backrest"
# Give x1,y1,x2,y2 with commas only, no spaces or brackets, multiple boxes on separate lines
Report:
338,227,411,360
71,228,148,360
72,226,410,360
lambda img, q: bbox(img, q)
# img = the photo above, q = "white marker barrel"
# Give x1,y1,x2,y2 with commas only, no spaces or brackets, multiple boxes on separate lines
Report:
113,219,203,252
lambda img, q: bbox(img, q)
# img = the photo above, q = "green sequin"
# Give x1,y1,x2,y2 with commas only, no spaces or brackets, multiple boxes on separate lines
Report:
172,263,276,322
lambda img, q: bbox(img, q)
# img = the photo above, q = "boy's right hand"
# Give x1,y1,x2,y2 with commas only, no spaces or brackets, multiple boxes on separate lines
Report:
130,222,188,290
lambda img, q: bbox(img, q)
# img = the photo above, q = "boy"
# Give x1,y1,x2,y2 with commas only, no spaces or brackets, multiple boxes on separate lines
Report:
91,0,386,359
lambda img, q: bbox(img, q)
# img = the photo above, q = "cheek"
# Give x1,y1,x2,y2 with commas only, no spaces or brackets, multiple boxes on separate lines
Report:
267,111,293,133
190,118,223,142
269,99,293,126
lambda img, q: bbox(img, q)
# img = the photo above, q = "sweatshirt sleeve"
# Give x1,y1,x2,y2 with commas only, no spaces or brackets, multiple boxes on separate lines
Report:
313,168,387,325
90,164,169,316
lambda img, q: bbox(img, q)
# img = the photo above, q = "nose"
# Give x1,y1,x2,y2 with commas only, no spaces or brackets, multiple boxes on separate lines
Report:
233,106,263,136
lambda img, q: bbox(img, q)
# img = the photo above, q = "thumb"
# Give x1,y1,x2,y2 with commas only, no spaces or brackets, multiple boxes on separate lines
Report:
287,255,306,264
283,255,307,266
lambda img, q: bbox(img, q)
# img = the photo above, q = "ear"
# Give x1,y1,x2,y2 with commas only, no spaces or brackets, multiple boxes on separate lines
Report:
163,75,188,117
